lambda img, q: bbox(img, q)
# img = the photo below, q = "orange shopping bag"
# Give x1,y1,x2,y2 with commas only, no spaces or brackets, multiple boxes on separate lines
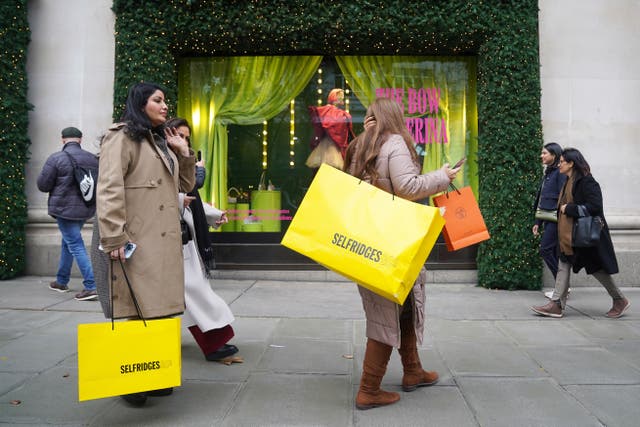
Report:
432,185,490,251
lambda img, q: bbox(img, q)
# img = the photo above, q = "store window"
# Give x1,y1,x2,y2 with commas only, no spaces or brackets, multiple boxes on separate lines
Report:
177,56,477,235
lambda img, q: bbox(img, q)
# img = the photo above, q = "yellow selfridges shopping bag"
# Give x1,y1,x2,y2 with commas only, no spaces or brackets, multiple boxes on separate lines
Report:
282,163,445,304
77,318,181,401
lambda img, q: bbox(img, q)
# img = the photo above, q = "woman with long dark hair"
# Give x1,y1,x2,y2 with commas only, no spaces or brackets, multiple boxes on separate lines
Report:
95,82,195,406
344,97,460,410
532,143,567,294
531,148,630,318
165,117,241,363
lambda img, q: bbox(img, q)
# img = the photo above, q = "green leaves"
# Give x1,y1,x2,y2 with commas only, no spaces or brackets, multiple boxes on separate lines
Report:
0,0,30,278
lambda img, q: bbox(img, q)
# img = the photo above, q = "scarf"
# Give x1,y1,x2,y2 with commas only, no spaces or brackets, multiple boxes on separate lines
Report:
188,188,215,276
152,130,174,175
557,173,575,256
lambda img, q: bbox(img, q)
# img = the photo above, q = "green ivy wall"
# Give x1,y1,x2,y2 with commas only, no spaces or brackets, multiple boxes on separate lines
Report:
0,0,30,279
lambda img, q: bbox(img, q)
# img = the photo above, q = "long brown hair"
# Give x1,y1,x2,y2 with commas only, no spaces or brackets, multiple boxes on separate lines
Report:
344,97,419,181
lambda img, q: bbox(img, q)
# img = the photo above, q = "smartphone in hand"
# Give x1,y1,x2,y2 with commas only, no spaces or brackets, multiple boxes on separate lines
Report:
452,157,466,169
124,242,137,259
197,150,202,161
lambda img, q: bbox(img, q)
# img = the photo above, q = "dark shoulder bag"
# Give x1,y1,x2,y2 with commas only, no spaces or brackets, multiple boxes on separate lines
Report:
64,151,98,206
572,204,604,248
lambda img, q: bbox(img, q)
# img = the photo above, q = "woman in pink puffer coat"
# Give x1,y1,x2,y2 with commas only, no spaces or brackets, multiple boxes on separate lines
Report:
344,97,461,410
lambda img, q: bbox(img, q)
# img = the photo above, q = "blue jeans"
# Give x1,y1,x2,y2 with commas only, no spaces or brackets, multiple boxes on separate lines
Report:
56,218,95,291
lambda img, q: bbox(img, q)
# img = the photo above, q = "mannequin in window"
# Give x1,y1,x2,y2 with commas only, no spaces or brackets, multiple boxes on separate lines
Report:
306,88,354,170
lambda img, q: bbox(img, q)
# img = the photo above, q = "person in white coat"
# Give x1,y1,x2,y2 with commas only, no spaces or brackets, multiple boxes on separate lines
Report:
168,118,240,362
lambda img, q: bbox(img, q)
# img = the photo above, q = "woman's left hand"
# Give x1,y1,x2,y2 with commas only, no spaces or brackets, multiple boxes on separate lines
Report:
183,195,195,208
164,127,191,157
215,212,229,226
442,164,460,182
363,115,376,130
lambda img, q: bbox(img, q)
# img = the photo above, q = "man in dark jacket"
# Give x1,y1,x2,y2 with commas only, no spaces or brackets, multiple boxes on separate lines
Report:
37,127,99,301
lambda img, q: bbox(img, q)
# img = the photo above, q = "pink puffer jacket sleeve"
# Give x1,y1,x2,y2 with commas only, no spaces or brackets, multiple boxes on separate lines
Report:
375,134,450,200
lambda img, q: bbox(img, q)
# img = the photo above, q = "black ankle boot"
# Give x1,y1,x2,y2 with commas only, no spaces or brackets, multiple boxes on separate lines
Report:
121,392,147,407
205,344,239,361
147,387,173,396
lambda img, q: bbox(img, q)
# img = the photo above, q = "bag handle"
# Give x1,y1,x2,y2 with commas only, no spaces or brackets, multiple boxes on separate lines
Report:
63,151,77,167
63,150,79,170
441,182,462,199
576,204,589,217
110,258,147,330
258,171,267,190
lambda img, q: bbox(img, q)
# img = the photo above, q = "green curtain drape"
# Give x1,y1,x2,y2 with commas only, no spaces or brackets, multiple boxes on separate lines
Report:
336,56,478,195
178,56,322,207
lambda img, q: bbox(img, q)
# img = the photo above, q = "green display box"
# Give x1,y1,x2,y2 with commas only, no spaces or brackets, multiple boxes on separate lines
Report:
235,203,250,232
251,190,281,232
242,223,263,232
221,203,236,232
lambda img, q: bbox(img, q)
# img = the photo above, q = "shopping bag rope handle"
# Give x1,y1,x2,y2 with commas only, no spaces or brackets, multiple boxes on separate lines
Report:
444,182,462,199
109,259,147,330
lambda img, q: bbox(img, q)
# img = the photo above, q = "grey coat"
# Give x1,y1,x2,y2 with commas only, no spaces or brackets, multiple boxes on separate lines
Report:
348,134,450,348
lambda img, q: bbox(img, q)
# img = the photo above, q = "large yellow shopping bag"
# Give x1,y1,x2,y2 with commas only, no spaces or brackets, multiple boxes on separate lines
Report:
77,318,181,401
78,258,181,401
282,163,444,304
432,185,490,251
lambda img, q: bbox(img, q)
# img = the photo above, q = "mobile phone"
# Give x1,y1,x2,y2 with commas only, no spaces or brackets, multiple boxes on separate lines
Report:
124,242,137,259
197,150,202,161
452,157,466,169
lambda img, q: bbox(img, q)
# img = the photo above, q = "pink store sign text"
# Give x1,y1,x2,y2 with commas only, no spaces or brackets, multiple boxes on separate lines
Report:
376,87,448,145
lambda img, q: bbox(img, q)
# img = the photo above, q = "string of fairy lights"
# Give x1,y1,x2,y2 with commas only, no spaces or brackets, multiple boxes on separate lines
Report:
262,99,297,170
289,99,296,167
344,83,350,114
261,120,268,170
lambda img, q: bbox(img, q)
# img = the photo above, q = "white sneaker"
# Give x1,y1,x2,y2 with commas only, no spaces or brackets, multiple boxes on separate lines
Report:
544,288,571,299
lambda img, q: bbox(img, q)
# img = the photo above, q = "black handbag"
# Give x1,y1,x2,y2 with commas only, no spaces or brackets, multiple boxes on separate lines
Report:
180,218,192,245
572,205,603,248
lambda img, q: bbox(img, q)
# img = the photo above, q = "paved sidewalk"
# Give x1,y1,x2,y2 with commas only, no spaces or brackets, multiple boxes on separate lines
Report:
1,275,639,426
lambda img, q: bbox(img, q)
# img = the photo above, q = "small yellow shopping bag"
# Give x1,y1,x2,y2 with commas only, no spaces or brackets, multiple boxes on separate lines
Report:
282,163,444,304
77,317,181,401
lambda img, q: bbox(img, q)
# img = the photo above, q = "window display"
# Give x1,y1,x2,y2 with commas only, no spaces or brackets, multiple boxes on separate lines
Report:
177,56,477,236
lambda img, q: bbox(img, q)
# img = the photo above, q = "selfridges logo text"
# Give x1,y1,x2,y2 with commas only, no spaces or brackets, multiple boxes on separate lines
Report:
331,233,382,262
120,360,161,374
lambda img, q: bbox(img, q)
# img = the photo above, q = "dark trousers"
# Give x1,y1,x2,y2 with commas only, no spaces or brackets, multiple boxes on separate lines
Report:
188,324,234,356
539,221,559,278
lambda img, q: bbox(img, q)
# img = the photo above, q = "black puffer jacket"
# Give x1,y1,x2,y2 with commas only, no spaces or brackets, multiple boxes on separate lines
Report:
37,142,98,220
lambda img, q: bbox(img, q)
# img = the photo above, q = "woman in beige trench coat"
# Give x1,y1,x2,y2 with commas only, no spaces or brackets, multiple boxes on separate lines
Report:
96,82,195,406
344,97,461,410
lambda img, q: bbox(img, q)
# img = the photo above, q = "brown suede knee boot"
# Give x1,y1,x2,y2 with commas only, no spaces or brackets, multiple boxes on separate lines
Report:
355,338,400,410
399,315,439,392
